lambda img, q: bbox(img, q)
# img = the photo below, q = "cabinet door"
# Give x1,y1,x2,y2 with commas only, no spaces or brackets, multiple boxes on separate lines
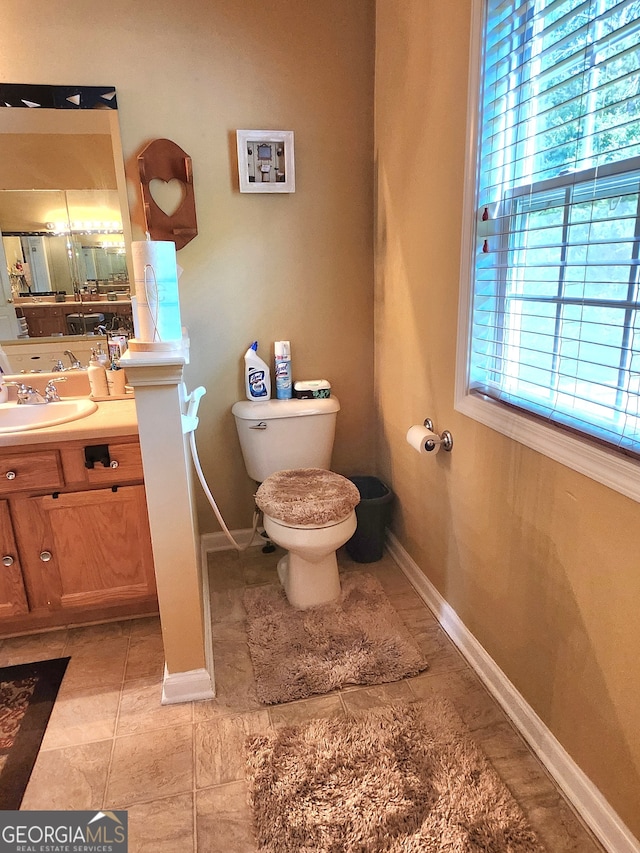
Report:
13,485,156,613
0,500,28,618
40,317,66,336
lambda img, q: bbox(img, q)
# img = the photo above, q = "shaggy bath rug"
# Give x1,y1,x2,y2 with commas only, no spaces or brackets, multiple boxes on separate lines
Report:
243,572,428,705
247,696,546,852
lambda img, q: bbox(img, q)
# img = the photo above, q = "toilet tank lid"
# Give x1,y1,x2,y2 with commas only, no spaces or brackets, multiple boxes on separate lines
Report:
232,397,340,420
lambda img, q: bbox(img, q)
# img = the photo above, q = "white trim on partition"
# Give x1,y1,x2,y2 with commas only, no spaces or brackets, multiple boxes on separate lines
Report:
161,664,215,705
386,531,640,853
200,541,216,698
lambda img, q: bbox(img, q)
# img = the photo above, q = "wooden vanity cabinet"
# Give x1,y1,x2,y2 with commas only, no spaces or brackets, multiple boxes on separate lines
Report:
18,302,134,338
0,437,157,635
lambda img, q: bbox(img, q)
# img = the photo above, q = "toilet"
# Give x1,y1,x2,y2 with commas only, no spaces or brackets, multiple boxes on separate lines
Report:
232,398,360,609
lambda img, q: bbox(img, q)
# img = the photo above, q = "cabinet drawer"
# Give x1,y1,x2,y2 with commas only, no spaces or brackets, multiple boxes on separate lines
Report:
0,451,62,495
85,442,144,485
21,306,64,318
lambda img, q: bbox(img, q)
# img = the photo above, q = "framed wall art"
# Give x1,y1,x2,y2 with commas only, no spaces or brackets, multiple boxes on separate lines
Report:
236,129,295,193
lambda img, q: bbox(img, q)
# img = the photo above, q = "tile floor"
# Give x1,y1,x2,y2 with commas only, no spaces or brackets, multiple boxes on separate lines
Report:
1,546,606,852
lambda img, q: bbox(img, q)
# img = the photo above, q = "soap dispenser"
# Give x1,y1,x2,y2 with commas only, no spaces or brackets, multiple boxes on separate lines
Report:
95,341,109,367
88,350,109,397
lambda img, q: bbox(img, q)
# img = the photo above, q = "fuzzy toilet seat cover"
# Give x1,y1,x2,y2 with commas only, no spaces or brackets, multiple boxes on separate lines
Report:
255,468,360,527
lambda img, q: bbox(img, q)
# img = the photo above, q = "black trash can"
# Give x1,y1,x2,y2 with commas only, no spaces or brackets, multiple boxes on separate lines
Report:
346,476,393,563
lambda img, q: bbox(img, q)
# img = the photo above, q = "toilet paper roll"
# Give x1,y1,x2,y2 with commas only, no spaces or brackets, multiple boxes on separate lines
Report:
406,424,441,454
131,240,182,343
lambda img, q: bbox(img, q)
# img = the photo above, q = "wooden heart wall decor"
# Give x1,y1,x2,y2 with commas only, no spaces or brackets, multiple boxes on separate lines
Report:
137,138,198,250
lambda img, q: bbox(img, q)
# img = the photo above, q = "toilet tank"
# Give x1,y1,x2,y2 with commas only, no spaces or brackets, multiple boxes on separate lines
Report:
232,397,340,482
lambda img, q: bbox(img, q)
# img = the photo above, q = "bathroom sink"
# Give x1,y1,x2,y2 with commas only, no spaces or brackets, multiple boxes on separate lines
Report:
0,398,98,433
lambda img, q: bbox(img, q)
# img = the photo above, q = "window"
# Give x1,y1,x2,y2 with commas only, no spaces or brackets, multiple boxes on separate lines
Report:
457,0,640,499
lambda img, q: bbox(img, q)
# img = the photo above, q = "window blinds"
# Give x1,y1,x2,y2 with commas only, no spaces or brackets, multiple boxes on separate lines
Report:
470,0,640,454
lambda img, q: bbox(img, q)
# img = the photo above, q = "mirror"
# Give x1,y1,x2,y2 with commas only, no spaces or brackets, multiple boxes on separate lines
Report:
0,84,133,342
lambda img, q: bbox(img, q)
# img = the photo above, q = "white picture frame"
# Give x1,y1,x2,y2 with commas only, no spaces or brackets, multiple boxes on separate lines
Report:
236,129,295,193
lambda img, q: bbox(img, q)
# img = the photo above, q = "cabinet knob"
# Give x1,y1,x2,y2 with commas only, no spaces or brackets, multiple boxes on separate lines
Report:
110,460,119,468
40,551,53,562
5,471,16,480
2,555,14,567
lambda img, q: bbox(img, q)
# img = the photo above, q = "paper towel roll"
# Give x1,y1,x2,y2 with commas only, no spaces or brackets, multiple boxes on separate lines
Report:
406,424,441,454
131,240,182,342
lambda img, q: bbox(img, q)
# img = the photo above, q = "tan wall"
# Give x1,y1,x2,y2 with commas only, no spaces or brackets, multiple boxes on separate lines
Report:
375,0,640,836
0,0,376,532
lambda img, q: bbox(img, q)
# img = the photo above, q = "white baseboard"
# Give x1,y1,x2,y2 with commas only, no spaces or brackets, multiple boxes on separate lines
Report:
161,665,215,705
200,528,263,559
386,531,640,853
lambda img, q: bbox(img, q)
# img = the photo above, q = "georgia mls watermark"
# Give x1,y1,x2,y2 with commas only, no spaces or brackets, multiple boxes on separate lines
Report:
0,811,128,853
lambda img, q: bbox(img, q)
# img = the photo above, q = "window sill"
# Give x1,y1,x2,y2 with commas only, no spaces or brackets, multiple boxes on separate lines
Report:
455,392,640,504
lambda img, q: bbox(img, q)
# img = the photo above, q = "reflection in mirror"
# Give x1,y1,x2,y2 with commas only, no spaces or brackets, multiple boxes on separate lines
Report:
0,334,107,377
1,189,126,297
0,86,132,341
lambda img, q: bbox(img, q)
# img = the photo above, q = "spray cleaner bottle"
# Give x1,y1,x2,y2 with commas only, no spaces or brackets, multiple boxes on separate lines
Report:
244,341,271,401
274,340,292,399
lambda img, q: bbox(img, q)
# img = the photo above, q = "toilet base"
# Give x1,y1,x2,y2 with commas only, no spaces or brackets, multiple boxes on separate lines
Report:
277,551,341,610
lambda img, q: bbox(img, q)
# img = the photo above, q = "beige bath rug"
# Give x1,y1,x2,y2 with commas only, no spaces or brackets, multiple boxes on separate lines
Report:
246,696,546,852
243,572,428,704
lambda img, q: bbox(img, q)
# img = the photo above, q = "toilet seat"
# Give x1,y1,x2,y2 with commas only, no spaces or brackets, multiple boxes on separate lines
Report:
255,468,360,528
262,513,353,531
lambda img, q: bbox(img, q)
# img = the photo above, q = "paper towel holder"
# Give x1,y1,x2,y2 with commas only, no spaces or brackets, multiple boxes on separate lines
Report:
423,418,454,452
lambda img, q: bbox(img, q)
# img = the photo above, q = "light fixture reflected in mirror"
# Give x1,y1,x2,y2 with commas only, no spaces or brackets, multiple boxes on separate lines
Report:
46,221,123,236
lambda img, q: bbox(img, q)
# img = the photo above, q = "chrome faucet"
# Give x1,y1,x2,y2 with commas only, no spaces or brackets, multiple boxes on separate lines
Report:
13,383,47,405
10,377,66,405
44,379,66,402
63,350,83,369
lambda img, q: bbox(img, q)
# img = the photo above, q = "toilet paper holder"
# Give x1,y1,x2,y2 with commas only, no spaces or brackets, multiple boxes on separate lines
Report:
423,419,454,452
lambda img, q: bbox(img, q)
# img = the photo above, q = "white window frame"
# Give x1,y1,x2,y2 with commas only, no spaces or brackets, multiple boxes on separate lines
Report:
455,0,640,503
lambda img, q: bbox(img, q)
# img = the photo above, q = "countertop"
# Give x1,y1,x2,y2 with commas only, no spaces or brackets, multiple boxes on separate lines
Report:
14,299,132,308
0,398,138,448
0,334,108,346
